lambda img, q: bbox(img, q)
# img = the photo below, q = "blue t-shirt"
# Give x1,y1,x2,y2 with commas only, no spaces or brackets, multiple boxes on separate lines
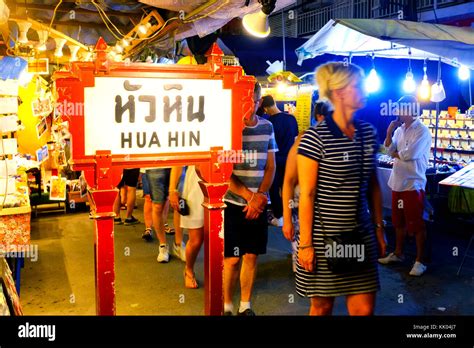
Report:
268,112,299,166
224,117,278,206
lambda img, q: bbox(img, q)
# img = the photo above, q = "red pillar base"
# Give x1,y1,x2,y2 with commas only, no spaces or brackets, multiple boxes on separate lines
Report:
199,182,229,316
89,188,117,316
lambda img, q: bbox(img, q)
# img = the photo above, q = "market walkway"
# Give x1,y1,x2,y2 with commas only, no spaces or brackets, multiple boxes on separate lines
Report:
19,195,474,315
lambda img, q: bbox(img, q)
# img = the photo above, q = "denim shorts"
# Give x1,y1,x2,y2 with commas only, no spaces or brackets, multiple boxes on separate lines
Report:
146,168,171,204
141,172,151,196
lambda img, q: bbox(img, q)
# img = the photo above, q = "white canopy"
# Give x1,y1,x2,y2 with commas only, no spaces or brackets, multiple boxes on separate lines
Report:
296,19,474,69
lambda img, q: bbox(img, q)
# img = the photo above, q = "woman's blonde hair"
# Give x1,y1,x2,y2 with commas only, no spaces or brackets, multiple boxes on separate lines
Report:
315,62,364,102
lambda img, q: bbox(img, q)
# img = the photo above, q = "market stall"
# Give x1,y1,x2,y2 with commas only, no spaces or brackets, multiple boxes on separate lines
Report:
295,18,474,212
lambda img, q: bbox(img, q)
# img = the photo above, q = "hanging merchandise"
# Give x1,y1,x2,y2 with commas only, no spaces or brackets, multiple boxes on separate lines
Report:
49,176,67,201
431,59,446,103
295,85,313,132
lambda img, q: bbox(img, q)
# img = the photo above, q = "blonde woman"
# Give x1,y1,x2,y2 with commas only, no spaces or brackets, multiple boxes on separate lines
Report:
296,62,386,316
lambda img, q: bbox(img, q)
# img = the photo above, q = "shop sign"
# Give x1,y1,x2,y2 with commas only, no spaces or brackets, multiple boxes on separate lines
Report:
83,77,232,156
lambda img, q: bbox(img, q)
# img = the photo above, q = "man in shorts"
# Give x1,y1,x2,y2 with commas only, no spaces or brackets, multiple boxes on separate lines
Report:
114,168,140,225
378,95,431,276
223,82,277,315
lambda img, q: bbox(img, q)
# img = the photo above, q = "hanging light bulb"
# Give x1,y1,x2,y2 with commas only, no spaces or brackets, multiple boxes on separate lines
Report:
36,30,49,51
69,45,80,61
122,38,131,48
419,76,430,100
54,38,67,58
277,81,287,94
17,21,32,44
403,70,416,93
365,54,380,93
403,50,416,94
365,68,380,93
114,43,124,54
418,59,430,100
458,65,470,81
138,23,152,36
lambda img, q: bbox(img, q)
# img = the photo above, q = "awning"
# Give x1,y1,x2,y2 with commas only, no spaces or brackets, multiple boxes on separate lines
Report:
296,19,474,69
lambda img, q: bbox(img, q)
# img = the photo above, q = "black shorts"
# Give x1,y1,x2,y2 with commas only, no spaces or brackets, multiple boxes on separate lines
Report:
117,168,140,188
224,202,268,257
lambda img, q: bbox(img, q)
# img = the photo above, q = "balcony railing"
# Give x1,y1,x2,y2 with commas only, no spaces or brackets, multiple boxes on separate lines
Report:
270,0,467,37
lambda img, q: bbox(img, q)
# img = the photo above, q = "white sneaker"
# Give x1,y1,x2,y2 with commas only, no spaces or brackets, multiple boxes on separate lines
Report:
172,242,186,262
409,261,427,276
270,217,283,227
378,252,405,265
157,244,169,263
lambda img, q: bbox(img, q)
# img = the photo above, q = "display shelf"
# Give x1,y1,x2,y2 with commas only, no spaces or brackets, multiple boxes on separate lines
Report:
428,126,474,131
431,147,474,155
433,136,473,142
0,205,31,217
421,116,474,122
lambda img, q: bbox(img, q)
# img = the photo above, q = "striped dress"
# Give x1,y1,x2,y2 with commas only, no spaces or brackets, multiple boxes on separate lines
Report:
296,116,380,297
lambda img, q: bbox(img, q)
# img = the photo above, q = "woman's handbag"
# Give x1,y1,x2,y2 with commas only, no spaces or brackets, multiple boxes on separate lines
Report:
177,198,190,216
322,228,371,274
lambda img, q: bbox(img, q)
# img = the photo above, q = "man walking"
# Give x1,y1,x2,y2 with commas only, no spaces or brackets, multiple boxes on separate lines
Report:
261,95,298,227
223,82,277,315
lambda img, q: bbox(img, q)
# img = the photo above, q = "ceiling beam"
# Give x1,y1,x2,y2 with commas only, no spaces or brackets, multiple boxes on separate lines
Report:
52,20,132,30
13,2,143,21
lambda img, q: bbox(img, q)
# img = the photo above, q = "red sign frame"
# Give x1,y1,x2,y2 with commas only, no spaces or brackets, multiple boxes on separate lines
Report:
53,39,255,316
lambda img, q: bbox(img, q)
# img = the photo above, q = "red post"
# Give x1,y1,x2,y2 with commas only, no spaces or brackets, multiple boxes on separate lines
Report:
88,150,119,315
198,147,233,315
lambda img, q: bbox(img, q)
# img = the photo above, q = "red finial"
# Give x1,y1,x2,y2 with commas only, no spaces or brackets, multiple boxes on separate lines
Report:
206,42,224,73
94,37,109,73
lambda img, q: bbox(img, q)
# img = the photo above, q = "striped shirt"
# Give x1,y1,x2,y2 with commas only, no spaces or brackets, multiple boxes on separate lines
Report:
295,115,380,297
224,117,278,206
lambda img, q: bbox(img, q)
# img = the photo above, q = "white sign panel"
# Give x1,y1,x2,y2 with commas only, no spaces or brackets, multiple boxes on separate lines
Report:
0,138,17,155
0,115,19,132
0,159,17,177
0,80,19,96
0,178,16,195
84,77,233,156
0,97,18,114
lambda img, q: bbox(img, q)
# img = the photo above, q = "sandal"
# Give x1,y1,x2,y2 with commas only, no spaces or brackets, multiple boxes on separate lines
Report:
164,224,175,235
184,270,198,289
142,228,153,242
